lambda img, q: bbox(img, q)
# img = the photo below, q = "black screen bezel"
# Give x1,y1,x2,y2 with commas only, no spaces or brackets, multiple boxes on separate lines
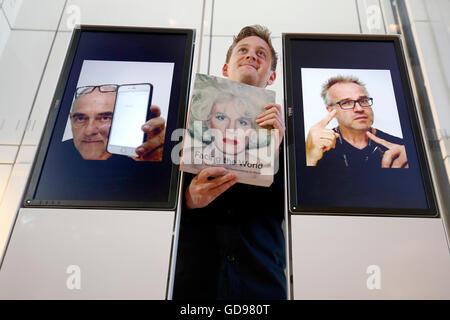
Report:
22,25,195,210
283,33,438,217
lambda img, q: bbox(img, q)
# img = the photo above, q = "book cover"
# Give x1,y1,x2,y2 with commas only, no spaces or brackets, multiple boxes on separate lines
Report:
180,73,277,187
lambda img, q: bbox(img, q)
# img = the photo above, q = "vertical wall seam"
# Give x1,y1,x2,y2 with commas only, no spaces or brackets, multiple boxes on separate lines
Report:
195,0,207,74
355,0,363,33
207,0,214,75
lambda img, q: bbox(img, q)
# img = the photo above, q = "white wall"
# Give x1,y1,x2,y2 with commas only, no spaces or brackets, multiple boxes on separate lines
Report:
406,0,450,178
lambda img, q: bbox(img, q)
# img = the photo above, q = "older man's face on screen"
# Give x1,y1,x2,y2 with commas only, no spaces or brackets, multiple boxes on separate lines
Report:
70,88,115,160
327,82,374,132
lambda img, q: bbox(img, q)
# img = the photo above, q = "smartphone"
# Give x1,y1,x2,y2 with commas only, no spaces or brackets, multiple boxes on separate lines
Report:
107,83,153,157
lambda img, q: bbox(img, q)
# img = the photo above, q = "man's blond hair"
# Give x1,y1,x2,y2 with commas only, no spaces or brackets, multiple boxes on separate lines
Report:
225,25,278,71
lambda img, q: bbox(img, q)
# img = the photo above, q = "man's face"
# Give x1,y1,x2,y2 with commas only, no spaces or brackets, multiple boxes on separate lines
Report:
70,88,115,160
222,36,276,88
207,101,253,155
326,82,374,132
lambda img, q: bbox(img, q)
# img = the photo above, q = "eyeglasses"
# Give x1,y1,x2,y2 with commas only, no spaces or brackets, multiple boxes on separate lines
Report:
75,84,119,99
332,97,373,110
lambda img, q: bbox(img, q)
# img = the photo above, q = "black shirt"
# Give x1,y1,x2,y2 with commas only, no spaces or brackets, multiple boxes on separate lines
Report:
317,128,405,169
173,150,286,300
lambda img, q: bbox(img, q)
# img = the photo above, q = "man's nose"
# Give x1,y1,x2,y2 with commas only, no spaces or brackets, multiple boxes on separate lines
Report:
353,102,364,112
245,50,257,61
84,119,99,135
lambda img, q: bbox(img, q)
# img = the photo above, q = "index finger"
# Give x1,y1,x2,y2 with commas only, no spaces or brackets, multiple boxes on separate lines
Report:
318,109,337,127
264,103,282,112
197,167,228,183
149,105,161,118
366,131,394,149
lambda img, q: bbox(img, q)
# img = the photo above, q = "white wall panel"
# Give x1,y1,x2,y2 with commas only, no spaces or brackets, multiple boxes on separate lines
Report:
196,0,213,75
15,145,36,164
22,32,72,145
212,0,360,37
0,163,31,257
0,145,18,163
1,0,23,27
0,10,9,58
0,30,53,145
0,208,175,299
59,0,204,32
291,215,450,299
202,0,213,35
207,36,229,77
356,0,386,34
405,0,428,21
445,157,450,182
2,0,65,30
440,138,450,159
198,35,211,75
0,164,11,204
410,22,450,148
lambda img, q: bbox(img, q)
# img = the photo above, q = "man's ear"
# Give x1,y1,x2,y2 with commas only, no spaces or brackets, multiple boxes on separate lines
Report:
326,105,333,113
222,63,228,77
265,71,276,86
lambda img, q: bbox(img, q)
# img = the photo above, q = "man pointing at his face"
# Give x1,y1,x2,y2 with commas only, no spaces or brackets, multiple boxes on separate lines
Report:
306,75,408,169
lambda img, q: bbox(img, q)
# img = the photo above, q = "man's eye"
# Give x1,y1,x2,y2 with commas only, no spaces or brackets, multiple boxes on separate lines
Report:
99,116,112,122
215,114,226,121
341,100,353,106
239,47,247,53
257,50,266,57
74,117,87,122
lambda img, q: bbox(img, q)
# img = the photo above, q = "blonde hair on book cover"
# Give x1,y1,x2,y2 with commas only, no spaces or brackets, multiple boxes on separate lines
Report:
187,74,272,149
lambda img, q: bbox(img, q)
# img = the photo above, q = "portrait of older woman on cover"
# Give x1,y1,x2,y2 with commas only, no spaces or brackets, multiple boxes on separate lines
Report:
182,74,276,172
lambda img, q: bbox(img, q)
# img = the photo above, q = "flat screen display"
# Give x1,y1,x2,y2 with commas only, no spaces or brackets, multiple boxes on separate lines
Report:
23,26,195,209
283,34,437,216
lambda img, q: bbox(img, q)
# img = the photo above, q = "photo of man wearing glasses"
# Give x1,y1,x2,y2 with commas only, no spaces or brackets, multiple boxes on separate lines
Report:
68,84,165,161
305,75,408,169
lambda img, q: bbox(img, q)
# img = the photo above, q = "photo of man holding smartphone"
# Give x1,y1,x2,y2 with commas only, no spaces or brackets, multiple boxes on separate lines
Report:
68,83,165,162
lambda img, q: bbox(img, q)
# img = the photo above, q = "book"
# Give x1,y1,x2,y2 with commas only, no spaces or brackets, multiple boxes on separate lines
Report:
180,73,278,187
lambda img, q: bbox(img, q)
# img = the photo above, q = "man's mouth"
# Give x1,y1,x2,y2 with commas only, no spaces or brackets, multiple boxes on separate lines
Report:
82,140,103,143
354,116,368,120
240,63,257,70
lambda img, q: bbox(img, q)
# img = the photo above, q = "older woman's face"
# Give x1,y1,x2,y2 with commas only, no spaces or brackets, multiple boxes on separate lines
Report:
207,100,254,155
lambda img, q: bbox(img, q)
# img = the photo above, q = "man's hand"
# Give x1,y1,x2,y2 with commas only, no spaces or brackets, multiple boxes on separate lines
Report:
305,109,340,166
134,105,165,161
185,167,238,210
366,131,409,168
255,103,285,148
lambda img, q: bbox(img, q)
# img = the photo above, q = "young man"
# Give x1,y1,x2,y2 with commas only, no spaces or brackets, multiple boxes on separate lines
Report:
173,25,286,300
305,75,408,168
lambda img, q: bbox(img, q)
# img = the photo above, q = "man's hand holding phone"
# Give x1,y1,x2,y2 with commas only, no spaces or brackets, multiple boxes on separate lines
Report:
134,105,166,161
